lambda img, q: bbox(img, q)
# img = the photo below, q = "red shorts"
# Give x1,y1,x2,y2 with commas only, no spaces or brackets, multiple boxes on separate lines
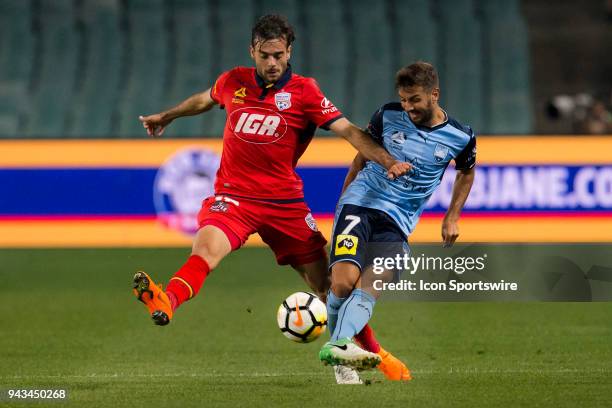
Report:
197,195,327,266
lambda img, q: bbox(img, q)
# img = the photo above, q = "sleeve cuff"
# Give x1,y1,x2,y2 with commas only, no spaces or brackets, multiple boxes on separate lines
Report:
455,162,476,171
319,114,344,131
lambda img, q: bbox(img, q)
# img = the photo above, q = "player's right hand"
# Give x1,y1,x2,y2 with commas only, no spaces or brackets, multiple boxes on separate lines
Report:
387,161,412,180
138,114,172,137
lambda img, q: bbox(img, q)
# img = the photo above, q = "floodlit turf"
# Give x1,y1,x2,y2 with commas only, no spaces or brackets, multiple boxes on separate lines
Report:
0,248,611,407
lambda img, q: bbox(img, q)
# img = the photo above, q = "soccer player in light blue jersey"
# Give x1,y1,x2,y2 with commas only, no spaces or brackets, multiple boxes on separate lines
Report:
319,62,476,374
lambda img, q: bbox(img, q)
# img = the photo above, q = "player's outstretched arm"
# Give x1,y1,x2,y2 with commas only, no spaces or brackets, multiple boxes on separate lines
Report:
329,118,411,180
138,88,217,137
442,167,475,247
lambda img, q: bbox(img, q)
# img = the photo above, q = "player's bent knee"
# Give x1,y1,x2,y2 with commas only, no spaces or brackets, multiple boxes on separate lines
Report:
192,239,229,269
192,225,232,269
330,262,360,298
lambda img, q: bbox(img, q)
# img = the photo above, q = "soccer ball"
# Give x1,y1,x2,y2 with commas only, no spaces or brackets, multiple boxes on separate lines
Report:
277,292,327,343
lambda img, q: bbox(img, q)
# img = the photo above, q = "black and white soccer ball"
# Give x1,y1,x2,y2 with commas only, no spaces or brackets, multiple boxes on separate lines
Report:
277,292,327,343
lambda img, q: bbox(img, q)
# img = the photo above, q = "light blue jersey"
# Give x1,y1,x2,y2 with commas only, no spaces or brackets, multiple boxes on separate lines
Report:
338,102,477,237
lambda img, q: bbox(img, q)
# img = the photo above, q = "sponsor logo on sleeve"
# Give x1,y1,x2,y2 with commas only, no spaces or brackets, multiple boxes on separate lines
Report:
334,234,358,255
232,87,247,104
468,145,477,161
321,97,338,115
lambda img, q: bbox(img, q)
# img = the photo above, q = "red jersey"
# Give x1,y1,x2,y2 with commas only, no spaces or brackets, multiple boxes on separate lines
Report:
210,66,343,200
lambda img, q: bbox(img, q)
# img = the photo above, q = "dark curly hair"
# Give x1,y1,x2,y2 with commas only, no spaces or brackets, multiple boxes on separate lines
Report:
395,61,439,91
251,14,295,47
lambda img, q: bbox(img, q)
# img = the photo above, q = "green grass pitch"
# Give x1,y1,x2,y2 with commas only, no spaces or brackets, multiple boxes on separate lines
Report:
0,248,611,407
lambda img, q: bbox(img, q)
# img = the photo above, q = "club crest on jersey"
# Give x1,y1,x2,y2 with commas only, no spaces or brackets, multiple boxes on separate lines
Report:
274,92,292,111
210,200,228,212
154,148,220,236
305,213,318,232
434,143,450,162
391,131,406,144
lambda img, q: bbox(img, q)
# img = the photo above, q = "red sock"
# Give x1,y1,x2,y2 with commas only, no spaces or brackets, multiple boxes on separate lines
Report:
355,324,381,353
165,255,210,311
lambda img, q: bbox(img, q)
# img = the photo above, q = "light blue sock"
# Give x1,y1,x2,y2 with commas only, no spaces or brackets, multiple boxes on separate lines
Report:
326,289,346,336
331,289,376,342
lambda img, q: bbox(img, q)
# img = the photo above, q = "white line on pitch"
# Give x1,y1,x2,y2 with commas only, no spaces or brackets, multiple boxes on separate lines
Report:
1,367,610,380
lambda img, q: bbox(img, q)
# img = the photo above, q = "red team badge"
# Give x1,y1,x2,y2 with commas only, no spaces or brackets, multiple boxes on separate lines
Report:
275,92,292,111
209,200,229,213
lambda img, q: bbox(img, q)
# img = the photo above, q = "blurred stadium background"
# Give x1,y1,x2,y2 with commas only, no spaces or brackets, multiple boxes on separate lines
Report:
0,0,610,246
1,1,611,406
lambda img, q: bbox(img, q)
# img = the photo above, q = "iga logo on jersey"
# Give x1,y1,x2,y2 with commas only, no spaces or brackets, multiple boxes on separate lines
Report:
229,107,288,144
154,148,220,235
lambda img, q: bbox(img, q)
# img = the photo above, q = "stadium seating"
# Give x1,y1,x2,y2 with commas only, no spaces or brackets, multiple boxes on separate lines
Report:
68,0,122,138
163,0,214,138
480,0,532,134
302,0,349,117
0,82,26,136
117,0,169,137
393,0,438,69
0,1,33,136
348,0,395,127
24,0,78,138
436,0,484,131
0,0,535,138
217,0,255,70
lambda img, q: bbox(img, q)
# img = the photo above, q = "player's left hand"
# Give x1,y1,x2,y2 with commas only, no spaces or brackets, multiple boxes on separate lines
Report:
387,161,412,179
441,217,459,247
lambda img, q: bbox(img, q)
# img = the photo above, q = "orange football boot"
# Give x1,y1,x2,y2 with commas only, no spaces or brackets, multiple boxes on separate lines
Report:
376,347,412,381
132,271,173,326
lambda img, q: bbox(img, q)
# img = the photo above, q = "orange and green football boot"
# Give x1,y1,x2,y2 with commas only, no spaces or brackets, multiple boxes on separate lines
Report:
319,338,382,370
132,271,173,326
376,347,412,381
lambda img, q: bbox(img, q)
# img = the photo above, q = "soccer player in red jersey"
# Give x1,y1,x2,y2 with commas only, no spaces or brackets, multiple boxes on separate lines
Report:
133,15,411,383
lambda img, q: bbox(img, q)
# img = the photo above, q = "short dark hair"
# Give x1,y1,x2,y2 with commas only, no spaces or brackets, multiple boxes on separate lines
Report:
251,14,295,47
395,61,439,91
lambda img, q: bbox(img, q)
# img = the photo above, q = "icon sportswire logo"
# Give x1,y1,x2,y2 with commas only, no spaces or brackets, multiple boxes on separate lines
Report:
229,107,288,144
